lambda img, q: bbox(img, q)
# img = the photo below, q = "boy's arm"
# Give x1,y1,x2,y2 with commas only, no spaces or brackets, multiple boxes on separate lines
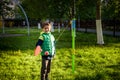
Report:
34,39,43,56
36,39,43,46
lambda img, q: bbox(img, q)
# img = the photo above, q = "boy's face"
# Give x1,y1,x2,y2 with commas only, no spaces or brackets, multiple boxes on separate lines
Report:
43,25,51,33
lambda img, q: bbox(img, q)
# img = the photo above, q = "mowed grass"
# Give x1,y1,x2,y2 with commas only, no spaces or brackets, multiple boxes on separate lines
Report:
0,27,120,80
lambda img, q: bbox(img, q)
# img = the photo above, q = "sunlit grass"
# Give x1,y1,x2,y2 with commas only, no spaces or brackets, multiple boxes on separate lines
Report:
0,27,120,80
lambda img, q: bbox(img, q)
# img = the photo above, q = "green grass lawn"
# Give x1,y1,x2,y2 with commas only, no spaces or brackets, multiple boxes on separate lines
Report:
0,27,120,80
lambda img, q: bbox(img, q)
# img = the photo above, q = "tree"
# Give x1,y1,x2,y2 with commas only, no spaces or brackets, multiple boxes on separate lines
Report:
96,0,104,45
0,0,13,33
0,0,14,19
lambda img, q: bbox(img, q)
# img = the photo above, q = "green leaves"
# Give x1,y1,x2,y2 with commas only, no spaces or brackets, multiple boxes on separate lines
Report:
0,0,13,19
102,0,120,20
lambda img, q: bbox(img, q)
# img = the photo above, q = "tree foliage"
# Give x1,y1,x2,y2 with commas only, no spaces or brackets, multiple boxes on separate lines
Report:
7,0,120,20
102,0,120,20
22,0,72,20
0,0,13,19
76,0,96,20
21,0,96,20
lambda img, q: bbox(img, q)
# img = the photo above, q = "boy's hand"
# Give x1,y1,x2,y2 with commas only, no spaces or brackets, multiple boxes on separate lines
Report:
34,46,42,56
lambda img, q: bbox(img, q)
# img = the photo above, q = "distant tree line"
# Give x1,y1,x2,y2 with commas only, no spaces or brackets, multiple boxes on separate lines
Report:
0,0,120,32
1,0,120,24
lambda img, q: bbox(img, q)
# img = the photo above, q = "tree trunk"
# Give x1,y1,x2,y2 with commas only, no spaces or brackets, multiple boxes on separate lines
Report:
96,0,104,44
0,16,5,34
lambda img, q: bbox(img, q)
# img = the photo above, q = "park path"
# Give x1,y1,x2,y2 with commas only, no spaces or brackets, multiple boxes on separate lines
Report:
77,28,120,36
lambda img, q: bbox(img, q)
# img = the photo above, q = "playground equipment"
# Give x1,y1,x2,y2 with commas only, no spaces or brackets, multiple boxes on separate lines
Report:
71,0,76,73
71,18,76,73
12,0,30,36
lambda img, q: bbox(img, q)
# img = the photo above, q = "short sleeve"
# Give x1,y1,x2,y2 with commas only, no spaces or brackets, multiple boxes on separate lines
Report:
39,35,44,40
39,32,44,40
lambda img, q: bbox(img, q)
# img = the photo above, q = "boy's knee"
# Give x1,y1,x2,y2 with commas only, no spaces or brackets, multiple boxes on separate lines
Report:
41,67,46,74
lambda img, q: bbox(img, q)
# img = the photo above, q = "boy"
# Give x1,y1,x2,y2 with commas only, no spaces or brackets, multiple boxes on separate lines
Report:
34,22,55,80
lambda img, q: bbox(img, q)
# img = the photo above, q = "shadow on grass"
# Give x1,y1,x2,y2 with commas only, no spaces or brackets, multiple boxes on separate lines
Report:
0,35,37,51
105,63,120,79
74,63,120,80
75,74,105,80
75,71,119,80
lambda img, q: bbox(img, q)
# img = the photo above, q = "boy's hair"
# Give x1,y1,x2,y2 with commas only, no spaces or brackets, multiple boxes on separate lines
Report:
41,22,51,28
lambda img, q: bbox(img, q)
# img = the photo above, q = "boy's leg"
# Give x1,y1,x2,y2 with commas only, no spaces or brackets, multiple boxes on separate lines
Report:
45,60,51,80
41,58,47,80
